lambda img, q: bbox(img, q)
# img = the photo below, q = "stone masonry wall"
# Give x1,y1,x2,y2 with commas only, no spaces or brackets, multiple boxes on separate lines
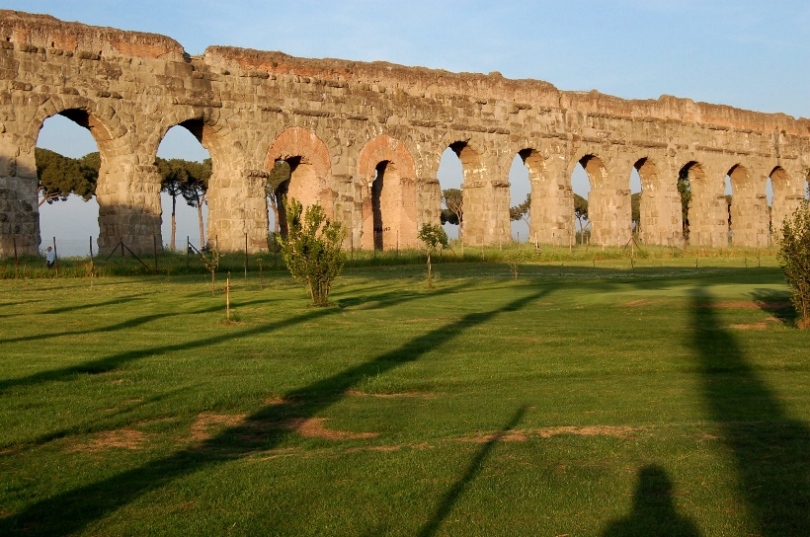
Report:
1,10,808,256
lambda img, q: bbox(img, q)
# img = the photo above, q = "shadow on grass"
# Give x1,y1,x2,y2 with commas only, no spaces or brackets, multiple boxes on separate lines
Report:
0,297,281,346
691,287,810,535
0,286,549,536
417,405,527,537
750,287,796,327
0,283,474,395
602,465,701,537
6,386,199,452
40,295,145,315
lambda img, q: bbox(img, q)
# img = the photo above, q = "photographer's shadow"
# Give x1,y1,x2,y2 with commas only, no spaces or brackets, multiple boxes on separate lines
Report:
602,465,701,537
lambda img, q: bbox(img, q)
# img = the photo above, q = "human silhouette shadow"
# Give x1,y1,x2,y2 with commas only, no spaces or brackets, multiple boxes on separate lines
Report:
602,465,701,537
690,288,810,535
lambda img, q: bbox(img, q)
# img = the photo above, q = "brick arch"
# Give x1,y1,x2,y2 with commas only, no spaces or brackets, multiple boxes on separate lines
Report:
570,153,630,246
726,163,769,247
571,153,612,189
147,110,233,164
631,157,681,246
357,134,416,182
769,166,796,240
440,140,490,244
266,127,334,234
266,126,331,180
358,134,418,250
29,97,120,151
508,148,545,243
679,160,727,247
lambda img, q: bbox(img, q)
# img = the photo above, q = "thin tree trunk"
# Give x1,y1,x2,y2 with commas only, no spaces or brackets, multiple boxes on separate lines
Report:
197,192,206,249
170,194,177,251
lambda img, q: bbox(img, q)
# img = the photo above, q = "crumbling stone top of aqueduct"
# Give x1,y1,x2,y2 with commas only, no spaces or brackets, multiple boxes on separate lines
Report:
3,9,808,135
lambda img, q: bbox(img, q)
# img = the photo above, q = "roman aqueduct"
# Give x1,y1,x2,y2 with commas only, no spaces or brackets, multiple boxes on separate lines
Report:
1,10,808,257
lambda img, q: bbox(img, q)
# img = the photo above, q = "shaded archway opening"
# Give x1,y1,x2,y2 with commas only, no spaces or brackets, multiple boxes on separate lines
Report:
35,112,101,257
368,161,402,250
678,162,703,242
571,158,594,245
723,166,741,244
266,160,291,237
263,128,332,247
509,152,532,242
769,166,791,242
271,157,321,239
157,121,211,251
437,147,464,240
630,161,643,236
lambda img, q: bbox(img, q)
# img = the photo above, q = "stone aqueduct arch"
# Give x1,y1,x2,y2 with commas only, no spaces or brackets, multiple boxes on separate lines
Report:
1,10,808,257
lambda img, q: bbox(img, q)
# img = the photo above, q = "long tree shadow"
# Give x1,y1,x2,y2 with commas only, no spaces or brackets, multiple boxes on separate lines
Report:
602,465,701,537
690,288,810,535
0,282,475,395
0,297,280,346
417,405,527,537
0,287,550,536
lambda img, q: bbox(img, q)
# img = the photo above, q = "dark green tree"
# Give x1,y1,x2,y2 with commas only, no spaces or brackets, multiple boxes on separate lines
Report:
441,188,463,236
35,148,99,205
156,157,211,250
509,193,531,226
574,193,589,229
277,198,346,307
181,158,212,249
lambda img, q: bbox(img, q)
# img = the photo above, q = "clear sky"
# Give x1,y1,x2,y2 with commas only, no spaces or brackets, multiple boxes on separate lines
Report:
5,0,809,251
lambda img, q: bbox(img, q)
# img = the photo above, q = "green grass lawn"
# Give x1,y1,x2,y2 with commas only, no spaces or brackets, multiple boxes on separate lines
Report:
1,259,809,536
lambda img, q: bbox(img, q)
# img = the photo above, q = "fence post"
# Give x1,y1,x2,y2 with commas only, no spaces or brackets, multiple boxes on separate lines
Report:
13,237,18,278
52,237,59,276
186,236,190,269
226,272,231,320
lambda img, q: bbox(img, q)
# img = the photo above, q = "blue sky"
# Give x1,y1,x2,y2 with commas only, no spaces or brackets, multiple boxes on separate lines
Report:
4,1,809,251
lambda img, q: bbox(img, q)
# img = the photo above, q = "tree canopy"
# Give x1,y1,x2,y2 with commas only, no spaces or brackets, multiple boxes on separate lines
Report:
509,193,531,224
574,193,589,230
35,147,99,205
441,188,463,227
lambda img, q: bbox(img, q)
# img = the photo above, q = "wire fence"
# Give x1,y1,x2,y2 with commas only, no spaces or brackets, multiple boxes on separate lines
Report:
36,236,207,259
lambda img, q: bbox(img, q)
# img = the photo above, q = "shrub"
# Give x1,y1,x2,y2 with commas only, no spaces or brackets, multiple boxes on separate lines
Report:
277,198,346,307
778,204,810,328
